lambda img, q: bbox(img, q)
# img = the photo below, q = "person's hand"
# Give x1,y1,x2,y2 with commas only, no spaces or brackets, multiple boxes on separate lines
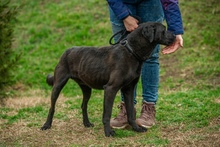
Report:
123,16,139,32
162,35,183,54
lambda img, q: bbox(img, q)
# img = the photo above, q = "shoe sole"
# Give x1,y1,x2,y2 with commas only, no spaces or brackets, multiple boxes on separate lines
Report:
110,124,129,129
137,122,155,129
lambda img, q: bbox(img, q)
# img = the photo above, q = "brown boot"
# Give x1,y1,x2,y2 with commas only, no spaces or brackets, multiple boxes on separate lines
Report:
110,102,136,129
136,101,156,128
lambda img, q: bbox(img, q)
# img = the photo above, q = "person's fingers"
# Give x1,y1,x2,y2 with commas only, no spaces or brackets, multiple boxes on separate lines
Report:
162,42,179,54
180,37,183,47
162,47,176,54
123,16,139,32
176,35,184,47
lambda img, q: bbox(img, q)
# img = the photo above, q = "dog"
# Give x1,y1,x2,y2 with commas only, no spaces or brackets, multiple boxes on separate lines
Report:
41,22,176,137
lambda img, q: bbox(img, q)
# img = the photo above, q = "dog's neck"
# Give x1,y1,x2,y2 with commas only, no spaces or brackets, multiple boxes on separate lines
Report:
122,37,157,61
120,39,144,62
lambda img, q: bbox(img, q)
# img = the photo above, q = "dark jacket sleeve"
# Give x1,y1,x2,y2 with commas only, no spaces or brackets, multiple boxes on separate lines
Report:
107,0,131,20
160,0,184,35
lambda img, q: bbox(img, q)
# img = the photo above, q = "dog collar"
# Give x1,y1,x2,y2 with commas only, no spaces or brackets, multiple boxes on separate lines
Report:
120,40,144,62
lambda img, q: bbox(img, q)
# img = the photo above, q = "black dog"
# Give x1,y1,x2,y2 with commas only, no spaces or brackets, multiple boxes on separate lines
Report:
41,22,176,137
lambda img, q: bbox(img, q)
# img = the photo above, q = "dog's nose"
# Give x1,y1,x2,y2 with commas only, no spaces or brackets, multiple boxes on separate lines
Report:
166,31,175,37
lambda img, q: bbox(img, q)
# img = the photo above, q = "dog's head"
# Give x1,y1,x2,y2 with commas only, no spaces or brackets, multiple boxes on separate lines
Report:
125,22,176,61
141,22,176,45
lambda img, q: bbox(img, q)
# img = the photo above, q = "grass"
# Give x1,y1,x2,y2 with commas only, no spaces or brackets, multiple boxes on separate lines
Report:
0,0,220,146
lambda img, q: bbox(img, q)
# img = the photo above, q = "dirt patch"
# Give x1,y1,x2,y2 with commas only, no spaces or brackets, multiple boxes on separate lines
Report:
1,119,102,146
161,120,220,147
0,93,106,146
215,98,220,104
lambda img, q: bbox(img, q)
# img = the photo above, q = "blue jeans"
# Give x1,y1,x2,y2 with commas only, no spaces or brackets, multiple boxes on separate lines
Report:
109,0,164,104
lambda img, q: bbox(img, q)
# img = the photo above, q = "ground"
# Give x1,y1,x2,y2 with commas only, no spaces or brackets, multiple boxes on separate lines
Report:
1,89,220,146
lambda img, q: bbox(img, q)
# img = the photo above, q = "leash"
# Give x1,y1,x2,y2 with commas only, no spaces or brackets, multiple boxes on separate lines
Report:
109,15,142,45
109,29,129,45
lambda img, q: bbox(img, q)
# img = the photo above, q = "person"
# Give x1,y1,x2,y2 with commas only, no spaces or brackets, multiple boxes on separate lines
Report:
107,0,184,129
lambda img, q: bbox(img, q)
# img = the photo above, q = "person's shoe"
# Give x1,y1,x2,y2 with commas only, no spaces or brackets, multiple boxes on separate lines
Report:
110,102,136,129
136,101,156,128
110,102,128,129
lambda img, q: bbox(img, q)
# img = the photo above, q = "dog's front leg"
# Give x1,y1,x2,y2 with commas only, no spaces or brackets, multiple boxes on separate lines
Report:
102,85,118,137
122,81,147,133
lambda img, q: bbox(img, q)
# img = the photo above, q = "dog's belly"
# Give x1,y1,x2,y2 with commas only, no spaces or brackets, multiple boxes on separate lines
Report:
71,51,115,89
78,70,109,89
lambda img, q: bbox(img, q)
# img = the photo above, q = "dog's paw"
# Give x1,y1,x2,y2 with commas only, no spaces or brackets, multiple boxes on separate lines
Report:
133,126,147,132
105,129,116,137
41,124,51,130
84,122,94,127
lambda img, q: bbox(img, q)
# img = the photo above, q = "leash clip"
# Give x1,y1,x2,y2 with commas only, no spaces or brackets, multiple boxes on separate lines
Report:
120,39,128,46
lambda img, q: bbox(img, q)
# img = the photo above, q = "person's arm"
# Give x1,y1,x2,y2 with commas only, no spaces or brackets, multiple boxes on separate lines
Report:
107,0,130,20
107,0,139,32
160,0,184,54
161,0,184,35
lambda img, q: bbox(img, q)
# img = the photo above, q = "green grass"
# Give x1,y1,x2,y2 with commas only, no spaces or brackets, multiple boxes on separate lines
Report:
0,0,220,146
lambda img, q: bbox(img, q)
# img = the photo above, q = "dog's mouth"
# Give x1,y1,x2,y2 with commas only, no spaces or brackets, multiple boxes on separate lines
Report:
169,34,176,44
164,32,176,45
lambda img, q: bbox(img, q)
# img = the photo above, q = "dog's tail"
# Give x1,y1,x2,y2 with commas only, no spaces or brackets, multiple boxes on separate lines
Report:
46,74,54,86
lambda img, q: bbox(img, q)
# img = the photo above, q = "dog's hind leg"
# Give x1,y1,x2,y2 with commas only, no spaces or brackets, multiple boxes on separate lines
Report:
121,79,147,133
79,84,94,127
41,72,69,130
46,74,54,86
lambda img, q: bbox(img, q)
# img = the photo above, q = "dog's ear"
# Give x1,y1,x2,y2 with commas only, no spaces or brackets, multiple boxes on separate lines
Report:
142,25,155,43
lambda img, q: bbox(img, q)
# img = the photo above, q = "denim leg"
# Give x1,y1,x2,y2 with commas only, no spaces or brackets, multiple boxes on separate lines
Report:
137,0,163,104
108,0,164,104
137,0,164,23
141,45,160,104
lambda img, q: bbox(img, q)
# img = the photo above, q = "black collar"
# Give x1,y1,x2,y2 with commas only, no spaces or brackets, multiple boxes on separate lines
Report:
120,39,144,62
